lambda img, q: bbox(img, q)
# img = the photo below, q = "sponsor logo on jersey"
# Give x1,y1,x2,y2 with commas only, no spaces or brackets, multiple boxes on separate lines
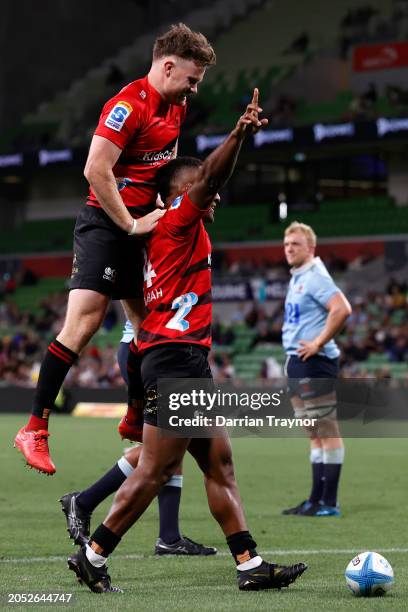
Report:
103,266,117,282
294,283,304,293
116,177,132,191
105,101,133,132
140,90,147,99
71,253,78,278
142,146,177,164
141,137,178,165
170,195,183,210
118,137,179,167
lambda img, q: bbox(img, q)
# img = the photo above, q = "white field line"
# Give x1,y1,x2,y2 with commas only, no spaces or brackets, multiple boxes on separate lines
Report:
1,548,408,565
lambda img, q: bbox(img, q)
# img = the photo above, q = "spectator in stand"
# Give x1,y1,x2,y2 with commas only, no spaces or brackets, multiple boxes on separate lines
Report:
342,337,370,363
212,316,236,346
386,84,408,110
283,31,310,55
259,357,282,380
251,320,281,347
209,352,236,381
270,95,297,127
387,336,408,362
222,324,236,346
362,82,378,108
212,315,223,345
246,303,272,328
349,89,377,121
229,304,245,325
386,277,405,294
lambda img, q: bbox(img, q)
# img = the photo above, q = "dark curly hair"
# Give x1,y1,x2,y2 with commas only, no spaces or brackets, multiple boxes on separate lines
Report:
155,156,202,202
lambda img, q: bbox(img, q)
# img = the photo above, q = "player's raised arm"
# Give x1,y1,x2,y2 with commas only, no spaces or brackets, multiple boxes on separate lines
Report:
188,88,268,209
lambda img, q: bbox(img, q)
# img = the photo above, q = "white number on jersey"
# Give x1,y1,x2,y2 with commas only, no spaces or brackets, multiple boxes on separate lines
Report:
165,292,198,332
143,250,157,288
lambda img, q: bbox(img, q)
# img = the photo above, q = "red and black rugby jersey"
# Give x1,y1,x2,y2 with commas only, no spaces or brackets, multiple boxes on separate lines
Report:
87,75,187,215
137,193,212,353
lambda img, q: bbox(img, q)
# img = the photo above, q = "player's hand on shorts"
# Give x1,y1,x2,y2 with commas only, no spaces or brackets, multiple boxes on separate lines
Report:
134,208,166,235
235,88,268,138
297,339,321,361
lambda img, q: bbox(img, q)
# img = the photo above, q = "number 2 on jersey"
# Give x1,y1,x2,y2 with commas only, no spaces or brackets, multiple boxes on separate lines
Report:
166,292,198,332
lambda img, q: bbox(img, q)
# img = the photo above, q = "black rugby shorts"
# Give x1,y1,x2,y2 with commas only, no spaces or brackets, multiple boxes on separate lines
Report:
141,343,213,427
69,204,144,299
285,354,339,400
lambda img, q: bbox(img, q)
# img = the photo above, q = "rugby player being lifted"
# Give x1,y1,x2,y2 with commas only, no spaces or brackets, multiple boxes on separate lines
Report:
15,24,216,474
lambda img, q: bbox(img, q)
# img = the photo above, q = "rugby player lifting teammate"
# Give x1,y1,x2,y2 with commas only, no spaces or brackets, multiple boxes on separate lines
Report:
14,24,216,474
67,90,307,593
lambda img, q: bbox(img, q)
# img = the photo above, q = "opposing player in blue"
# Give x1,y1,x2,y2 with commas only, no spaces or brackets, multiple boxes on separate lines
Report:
282,222,351,517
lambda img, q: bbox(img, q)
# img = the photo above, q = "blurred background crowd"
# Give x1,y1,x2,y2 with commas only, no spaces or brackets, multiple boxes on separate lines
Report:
1,0,407,398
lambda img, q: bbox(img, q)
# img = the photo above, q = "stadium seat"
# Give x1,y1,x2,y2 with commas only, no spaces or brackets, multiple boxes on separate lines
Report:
22,0,264,146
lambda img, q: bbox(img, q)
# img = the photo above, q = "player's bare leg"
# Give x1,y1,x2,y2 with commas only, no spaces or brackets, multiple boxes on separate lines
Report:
58,289,110,351
14,289,110,475
188,435,247,535
186,435,304,588
283,392,344,516
104,425,190,534
70,425,306,593
61,440,216,555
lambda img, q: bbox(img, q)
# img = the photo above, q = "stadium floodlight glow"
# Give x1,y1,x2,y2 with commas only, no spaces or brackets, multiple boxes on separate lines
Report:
38,149,73,167
376,117,408,137
279,202,288,221
313,122,354,143
0,153,23,168
196,134,228,153
254,128,293,147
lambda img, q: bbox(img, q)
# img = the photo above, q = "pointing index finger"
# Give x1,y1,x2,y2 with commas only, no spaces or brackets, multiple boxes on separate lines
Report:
251,88,259,107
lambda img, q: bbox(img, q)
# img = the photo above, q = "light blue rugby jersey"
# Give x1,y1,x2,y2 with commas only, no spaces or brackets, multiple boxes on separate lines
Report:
120,319,134,344
282,257,341,359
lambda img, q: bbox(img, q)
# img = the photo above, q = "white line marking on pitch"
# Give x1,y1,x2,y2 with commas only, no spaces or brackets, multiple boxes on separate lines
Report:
1,548,407,564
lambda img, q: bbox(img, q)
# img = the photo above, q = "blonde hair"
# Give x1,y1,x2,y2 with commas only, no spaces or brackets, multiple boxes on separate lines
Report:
284,221,317,247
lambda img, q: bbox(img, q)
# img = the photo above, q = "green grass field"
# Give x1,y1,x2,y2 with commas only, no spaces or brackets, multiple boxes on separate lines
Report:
1,414,407,611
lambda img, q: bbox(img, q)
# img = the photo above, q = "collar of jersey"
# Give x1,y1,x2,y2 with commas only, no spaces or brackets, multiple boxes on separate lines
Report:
145,75,166,107
290,256,322,276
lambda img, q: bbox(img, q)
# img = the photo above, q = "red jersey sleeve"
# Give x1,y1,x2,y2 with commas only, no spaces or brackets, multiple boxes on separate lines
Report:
94,95,142,150
164,193,210,234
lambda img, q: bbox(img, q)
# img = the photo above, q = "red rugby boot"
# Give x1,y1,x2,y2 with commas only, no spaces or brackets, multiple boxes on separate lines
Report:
117,417,143,443
14,428,56,475
118,398,144,442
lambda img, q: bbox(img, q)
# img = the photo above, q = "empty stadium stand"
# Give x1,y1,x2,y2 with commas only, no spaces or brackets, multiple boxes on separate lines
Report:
19,0,265,148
